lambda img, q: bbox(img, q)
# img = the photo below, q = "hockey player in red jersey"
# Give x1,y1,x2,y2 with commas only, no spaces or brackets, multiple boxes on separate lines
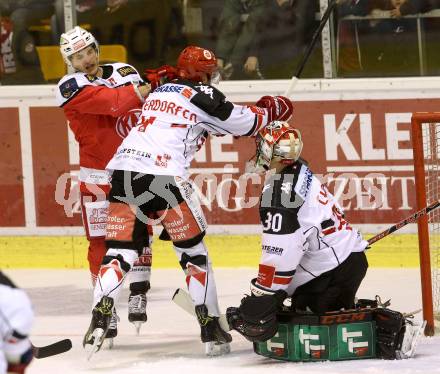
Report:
226,121,425,361
55,26,152,340
83,45,293,357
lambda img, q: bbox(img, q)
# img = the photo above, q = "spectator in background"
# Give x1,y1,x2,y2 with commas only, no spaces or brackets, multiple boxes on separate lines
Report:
0,0,53,84
336,0,424,76
52,0,128,36
215,0,266,80
389,0,440,17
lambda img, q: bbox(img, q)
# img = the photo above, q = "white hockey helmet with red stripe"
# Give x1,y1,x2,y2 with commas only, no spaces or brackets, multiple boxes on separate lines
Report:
253,121,303,172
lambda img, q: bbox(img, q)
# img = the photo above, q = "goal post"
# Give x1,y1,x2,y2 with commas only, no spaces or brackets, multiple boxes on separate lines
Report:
411,112,440,336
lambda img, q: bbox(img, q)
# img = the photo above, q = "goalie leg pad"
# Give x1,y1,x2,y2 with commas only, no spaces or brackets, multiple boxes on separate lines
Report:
373,308,406,360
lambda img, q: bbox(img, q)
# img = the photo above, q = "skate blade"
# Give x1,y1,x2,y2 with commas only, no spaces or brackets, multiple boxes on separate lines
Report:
205,342,231,357
106,337,114,350
85,328,105,360
132,321,144,336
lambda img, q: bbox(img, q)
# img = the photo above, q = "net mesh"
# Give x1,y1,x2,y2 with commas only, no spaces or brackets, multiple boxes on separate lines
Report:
421,122,440,329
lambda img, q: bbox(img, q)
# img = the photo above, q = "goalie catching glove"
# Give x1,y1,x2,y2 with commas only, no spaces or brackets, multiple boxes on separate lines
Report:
255,95,293,123
226,279,287,343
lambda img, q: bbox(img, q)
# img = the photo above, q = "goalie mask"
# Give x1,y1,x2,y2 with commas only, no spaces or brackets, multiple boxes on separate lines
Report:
60,26,99,68
177,46,220,84
248,121,303,173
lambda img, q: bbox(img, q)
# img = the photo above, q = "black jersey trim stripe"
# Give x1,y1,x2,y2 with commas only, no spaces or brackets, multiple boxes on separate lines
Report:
299,264,316,278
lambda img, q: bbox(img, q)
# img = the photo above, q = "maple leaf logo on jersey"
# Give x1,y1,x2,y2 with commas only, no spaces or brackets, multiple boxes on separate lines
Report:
195,84,214,99
115,108,142,138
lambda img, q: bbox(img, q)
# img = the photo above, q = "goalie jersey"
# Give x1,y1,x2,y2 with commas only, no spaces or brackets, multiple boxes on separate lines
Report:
257,160,368,294
107,79,271,178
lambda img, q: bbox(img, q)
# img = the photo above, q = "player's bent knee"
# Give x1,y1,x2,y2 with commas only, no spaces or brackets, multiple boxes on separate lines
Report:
178,251,207,270
102,254,132,273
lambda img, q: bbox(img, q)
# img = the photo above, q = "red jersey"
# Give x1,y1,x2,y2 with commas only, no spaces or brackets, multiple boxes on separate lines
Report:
56,63,144,187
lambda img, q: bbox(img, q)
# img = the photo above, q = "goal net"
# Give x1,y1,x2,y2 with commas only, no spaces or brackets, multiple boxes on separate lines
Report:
411,112,440,336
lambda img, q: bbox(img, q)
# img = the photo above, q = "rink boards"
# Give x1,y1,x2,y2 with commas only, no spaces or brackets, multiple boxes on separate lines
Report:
0,234,421,269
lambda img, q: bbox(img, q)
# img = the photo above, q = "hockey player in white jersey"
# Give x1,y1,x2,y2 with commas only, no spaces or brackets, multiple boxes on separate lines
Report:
226,121,425,361
0,272,33,374
83,45,293,357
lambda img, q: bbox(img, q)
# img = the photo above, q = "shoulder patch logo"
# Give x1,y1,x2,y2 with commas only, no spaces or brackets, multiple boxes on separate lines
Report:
59,78,79,99
117,66,137,77
195,84,214,99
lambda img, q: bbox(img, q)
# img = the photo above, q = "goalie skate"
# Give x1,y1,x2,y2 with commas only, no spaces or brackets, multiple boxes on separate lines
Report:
396,320,426,359
83,296,114,360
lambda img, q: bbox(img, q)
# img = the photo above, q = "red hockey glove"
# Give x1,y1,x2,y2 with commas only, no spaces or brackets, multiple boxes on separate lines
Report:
255,95,293,123
144,65,179,90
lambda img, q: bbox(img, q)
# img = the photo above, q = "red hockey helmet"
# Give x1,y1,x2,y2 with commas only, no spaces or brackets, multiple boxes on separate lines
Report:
177,46,219,83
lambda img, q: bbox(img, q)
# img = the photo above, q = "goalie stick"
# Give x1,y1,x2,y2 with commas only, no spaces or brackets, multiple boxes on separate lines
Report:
367,199,440,245
32,339,72,359
283,0,337,98
173,200,440,326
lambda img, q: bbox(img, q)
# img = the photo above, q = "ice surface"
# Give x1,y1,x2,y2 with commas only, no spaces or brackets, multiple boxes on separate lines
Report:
4,268,440,374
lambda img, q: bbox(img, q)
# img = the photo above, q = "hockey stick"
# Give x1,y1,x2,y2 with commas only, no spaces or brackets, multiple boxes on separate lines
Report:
284,0,337,98
367,199,440,245
172,289,231,332
32,339,72,359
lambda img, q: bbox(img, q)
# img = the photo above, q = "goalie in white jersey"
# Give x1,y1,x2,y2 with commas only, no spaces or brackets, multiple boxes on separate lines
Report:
250,121,369,311
84,45,293,356
226,122,424,361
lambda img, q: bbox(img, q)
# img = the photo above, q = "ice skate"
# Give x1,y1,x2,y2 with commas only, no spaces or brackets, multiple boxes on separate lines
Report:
83,296,114,360
104,308,119,349
128,293,147,335
396,319,426,359
195,304,232,357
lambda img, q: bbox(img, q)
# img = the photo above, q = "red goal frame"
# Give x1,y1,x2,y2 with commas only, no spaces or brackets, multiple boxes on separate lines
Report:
411,112,439,336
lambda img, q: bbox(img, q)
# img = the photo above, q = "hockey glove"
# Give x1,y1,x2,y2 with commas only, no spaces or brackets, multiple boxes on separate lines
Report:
255,95,293,123
226,289,287,343
7,346,33,374
144,65,179,90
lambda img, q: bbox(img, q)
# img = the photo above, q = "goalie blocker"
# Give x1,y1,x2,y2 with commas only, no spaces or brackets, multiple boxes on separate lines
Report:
226,295,425,362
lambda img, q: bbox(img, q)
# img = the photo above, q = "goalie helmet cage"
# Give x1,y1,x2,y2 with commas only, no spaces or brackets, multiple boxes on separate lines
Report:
411,112,440,336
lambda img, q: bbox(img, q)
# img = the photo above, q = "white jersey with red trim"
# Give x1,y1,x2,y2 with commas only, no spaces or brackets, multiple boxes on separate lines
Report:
257,160,368,294
106,79,270,178
0,272,33,374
